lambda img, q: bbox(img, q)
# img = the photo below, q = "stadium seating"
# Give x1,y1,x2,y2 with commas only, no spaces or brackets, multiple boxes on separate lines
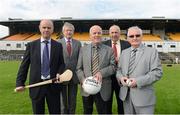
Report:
4,33,33,41
25,33,41,41
167,33,180,41
3,32,162,41
142,34,162,41
73,32,89,41
51,33,59,40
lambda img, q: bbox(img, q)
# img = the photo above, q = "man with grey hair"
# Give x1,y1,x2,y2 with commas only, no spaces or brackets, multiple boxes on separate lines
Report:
76,25,116,114
103,25,130,114
58,22,81,114
116,26,162,114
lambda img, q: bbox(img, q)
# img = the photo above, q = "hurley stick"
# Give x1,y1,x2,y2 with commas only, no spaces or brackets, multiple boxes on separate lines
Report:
14,69,73,92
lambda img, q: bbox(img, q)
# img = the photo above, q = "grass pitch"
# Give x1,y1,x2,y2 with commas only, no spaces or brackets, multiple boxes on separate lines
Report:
0,61,180,114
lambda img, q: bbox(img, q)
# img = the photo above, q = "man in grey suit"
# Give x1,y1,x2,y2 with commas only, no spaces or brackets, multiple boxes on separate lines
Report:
58,22,81,114
76,25,116,114
116,26,163,114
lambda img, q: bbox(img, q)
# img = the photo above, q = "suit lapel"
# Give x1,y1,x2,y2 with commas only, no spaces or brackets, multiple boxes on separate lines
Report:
37,39,41,66
125,48,131,75
107,40,112,47
99,44,104,67
71,39,76,57
120,40,125,51
87,45,92,73
50,39,56,66
132,45,145,72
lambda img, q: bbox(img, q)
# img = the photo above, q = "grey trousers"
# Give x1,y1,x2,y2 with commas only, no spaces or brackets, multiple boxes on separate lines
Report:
123,92,154,114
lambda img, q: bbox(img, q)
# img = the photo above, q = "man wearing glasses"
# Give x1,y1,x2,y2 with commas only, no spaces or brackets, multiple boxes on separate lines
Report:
116,26,163,114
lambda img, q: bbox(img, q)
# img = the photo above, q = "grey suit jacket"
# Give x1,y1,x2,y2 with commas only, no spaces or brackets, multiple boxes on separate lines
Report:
58,38,81,84
76,43,116,101
116,44,163,106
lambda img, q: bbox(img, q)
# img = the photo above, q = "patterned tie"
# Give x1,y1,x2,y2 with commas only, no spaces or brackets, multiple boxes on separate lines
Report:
92,45,99,76
112,42,118,64
67,39,71,56
41,40,50,78
128,49,137,75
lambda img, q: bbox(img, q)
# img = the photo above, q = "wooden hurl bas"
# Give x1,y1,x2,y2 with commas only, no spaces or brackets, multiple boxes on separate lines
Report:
14,69,73,92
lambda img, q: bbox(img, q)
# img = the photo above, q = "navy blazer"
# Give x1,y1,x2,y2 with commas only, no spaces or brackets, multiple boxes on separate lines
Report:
16,39,65,99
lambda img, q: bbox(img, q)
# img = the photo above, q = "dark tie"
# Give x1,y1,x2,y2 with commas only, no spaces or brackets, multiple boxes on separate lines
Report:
128,49,137,75
41,40,50,78
112,42,118,64
67,39,71,56
92,45,99,76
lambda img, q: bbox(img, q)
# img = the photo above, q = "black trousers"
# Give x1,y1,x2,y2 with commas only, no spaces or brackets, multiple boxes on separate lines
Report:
31,85,61,114
82,93,108,114
107,74,124,114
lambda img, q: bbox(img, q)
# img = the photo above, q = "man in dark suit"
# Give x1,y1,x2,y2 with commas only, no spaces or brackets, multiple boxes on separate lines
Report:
103,25,130,114
58,22,81,114
15,19,65,114
76,25,116,114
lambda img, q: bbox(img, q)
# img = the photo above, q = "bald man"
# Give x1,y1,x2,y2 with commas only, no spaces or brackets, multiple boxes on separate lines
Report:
15,19,65,114
103,25,130,114
76,25,116,114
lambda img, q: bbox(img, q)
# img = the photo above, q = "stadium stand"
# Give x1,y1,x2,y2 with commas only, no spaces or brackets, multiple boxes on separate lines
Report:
167,33,180,41
4,33,34,41
51,33,59,40
73,32,89,41
0,19,180,62
142,34,162,41
25,33,41,41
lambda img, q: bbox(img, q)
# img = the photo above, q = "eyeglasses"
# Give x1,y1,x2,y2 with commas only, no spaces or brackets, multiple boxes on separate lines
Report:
128,34,141,38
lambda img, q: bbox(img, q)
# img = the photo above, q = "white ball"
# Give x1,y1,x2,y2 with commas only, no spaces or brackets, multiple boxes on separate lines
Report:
126,79,132,87
82,76,102,95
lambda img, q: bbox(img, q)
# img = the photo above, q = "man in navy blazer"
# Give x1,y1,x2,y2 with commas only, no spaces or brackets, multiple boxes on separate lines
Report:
103,25,130,114
15,19,65,114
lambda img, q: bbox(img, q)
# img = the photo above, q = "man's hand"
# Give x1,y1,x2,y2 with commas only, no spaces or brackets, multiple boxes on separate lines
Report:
94,72,102,82
54,73,61,83
120,77,129,86
128,78,137,88
14,86,25,92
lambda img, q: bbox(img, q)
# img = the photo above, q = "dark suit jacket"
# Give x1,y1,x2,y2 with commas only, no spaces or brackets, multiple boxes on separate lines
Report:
102,39,131,60
58,38,81,84
16,39,65,99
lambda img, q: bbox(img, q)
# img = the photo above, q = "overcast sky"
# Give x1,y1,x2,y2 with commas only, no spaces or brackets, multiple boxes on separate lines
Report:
0,0,180,37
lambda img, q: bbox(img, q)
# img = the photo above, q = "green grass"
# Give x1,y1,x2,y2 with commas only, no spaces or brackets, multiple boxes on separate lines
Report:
0,61,180,114
155,64,180,114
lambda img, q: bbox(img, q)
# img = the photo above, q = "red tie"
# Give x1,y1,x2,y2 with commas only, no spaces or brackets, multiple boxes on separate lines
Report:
67,39,71,56
113,42,118,64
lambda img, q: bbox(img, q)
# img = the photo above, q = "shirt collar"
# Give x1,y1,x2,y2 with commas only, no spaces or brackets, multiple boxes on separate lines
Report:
65,37,72,43
111,40,120,45
41,37,51,43
91,43,101,49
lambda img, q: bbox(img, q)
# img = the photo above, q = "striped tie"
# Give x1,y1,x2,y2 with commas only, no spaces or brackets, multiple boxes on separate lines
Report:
92,45,99,75
128,49,137,75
